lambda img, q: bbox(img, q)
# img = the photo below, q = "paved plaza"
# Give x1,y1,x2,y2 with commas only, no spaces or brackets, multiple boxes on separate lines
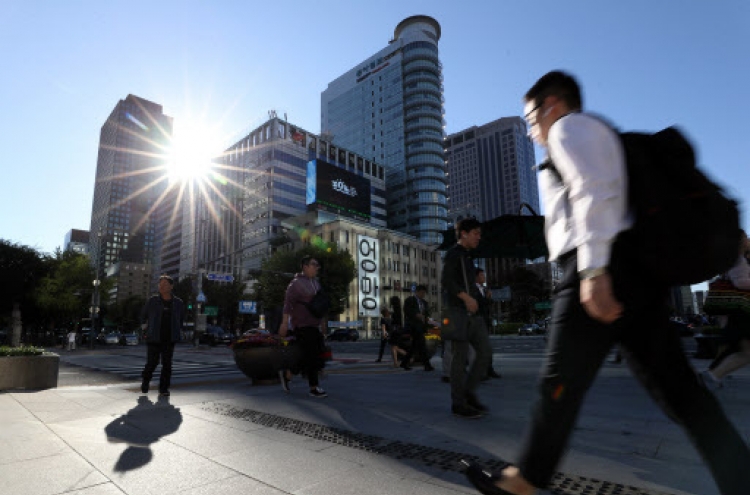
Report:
1,340,748,495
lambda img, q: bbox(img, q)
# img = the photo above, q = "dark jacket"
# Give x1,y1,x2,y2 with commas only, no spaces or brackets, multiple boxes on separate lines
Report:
441,243,483,309
140,295,186,344
282,273,322,328
404,295,430,334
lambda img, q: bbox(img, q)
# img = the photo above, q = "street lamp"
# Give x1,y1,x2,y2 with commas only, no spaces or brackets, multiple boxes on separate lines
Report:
90,230,102,349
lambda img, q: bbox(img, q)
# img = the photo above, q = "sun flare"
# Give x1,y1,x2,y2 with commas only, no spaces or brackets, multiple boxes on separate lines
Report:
167,121,224,183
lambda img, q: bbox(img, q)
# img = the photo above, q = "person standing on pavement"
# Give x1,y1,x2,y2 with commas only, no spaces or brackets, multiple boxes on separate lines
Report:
140,275,186,397
441,217,492,419
278,255,328,398
402,285,435,371
476,268,501,379
464,70,750,495
66,329,76,351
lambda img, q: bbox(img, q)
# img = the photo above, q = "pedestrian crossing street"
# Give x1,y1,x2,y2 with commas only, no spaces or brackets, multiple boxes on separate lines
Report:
88,358,244,381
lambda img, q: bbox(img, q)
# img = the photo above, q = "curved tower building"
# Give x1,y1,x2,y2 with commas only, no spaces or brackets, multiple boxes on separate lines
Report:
321,15,447,244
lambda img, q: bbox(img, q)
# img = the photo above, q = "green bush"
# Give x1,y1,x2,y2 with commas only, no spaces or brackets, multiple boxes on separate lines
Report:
0,345,45,357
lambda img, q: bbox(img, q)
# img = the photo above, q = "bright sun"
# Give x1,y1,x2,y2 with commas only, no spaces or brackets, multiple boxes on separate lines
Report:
167,121,223,183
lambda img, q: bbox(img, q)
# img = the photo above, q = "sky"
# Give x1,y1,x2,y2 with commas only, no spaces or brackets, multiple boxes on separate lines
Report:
1,1,748,264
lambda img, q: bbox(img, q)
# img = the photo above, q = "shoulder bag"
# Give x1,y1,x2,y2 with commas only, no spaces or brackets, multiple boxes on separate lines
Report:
440,255,472,341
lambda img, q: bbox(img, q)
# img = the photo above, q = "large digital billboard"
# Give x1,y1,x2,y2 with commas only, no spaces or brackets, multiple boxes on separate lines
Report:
306,159,371,221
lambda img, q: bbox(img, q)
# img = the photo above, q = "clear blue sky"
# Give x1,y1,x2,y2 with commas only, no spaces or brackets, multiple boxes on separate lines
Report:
1,1,748,261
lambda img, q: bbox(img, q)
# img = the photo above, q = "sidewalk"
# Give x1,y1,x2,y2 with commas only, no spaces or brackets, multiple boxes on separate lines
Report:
1,352,748,495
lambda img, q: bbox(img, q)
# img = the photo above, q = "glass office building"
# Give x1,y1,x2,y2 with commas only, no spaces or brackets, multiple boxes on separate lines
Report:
89,95,173,303
184,117,388,278
445,116,538,221
321,15,447,245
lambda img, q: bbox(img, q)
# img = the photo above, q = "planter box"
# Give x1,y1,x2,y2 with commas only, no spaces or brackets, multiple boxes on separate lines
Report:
0,354,59,390
233,345,302,385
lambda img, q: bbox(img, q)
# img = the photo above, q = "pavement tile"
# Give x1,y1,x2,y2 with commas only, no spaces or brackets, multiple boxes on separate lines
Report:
51,415,237,495
294,464,471,495
175,474,287,495
0,452,108,495
0,420,70,465
64,483,127,495
211,437,360,493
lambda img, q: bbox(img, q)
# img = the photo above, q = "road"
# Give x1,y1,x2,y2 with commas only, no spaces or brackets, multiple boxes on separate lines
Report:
56,335,700,387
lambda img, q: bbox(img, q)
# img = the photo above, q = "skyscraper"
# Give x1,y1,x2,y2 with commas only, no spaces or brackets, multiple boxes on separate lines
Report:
445,116,538,222
321,15,447,245
89,94,173,302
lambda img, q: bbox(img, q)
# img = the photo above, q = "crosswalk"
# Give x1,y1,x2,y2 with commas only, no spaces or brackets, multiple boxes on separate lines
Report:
86,359,244,381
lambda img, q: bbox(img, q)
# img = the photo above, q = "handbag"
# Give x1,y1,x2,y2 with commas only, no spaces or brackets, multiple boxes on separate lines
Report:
305,288,331,318
440,254,472,341
703,278,750,316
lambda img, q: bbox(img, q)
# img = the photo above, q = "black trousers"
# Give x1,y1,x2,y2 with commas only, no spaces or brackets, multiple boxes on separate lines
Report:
517,252,750,493
377,338,388,360
141,342,175,393
296,326,323,388
450,315,491,407
402,327,430,369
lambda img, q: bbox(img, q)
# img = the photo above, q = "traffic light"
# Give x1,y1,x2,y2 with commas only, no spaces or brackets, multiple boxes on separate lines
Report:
188,303,193,310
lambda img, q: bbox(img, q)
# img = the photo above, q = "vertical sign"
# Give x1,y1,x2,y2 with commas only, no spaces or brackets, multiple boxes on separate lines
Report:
357,234,380,317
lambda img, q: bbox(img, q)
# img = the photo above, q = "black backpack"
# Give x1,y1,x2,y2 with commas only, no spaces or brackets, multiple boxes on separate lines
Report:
543,122,741,286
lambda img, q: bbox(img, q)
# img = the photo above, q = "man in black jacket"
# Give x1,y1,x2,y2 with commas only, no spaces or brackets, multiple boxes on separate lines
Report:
140,275,186,397
441,218,492,419
402,285,434,371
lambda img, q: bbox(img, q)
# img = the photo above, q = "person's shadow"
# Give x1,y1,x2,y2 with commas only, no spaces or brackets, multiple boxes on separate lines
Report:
105,395,183,472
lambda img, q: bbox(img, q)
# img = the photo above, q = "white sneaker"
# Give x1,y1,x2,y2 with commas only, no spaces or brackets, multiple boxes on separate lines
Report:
309,387,327,398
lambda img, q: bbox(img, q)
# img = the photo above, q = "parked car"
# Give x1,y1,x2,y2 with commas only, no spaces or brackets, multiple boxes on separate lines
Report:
119,332,139,346
199,326,234,346
101,332,121,345
518,323,542,336
326,328,360,342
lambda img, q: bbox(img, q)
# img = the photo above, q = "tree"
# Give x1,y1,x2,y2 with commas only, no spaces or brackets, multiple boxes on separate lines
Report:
505,266,548,323
202,279,247,329
251,244,356,320
35,249,112,332
107,295,146,332
0,239,47,312
173,276,195,305
0,239,49,345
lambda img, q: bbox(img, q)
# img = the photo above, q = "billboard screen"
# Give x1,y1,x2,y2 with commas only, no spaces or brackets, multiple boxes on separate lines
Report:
306,159,371,221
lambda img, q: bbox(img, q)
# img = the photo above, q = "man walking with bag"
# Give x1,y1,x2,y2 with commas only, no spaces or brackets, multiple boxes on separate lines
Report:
463,70,750,495
279,255,328,398
441,218,492,419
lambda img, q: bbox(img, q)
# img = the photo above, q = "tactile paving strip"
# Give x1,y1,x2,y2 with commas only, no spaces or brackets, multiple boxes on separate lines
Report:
202,403,675,495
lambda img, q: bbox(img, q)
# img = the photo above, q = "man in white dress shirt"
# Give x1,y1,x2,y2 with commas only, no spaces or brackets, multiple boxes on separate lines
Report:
464,70,750,495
